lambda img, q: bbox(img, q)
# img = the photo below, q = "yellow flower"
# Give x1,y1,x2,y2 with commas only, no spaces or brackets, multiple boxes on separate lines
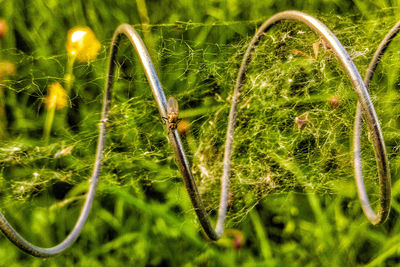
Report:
66,27,100,63
44,82,67,110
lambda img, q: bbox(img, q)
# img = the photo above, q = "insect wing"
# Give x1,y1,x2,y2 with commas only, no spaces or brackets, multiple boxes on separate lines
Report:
167,97,179,114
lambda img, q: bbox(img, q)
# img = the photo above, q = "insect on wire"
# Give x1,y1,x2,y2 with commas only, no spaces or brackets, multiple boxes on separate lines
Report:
0,11,397,257
163,97,182,132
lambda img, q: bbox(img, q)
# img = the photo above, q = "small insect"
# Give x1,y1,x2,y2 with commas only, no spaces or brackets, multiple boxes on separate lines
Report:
163,97,182,132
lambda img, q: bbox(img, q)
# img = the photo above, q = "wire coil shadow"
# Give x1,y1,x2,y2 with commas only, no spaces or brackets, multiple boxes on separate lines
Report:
0,10,396,257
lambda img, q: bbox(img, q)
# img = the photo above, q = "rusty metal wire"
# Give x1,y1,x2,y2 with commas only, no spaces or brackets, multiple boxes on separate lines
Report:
0,11,397,257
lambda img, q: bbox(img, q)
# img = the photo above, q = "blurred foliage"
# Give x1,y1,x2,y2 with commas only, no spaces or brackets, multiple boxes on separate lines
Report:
1,0,400,266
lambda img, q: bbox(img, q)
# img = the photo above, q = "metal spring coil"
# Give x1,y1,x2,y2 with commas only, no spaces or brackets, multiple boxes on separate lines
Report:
0,10,395,257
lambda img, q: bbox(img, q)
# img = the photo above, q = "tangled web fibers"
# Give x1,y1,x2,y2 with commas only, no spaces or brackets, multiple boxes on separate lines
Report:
192,16,400,224
1,14,400,226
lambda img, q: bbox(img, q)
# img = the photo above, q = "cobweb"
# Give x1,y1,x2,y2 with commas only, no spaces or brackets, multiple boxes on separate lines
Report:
0,14,399,226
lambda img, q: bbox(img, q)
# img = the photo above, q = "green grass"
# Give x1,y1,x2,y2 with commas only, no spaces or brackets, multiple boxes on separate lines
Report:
1,0,400,266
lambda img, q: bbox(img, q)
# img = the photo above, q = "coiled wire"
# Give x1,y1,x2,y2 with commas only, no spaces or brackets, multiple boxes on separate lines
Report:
0,10,396,257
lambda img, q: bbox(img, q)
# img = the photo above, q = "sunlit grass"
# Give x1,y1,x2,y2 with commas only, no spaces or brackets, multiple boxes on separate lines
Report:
1,0,400,266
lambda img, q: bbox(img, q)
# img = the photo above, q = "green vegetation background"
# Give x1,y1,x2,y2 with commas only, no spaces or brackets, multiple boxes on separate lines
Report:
1,0,400,266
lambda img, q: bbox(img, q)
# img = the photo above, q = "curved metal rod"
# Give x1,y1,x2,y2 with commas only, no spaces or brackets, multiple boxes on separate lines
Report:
353,21,400,224
0,22,223,257
0,57,109,256
106,26,222,241
102,25,222,240
1,13,396,257
229,10,390,225
0,24,175,257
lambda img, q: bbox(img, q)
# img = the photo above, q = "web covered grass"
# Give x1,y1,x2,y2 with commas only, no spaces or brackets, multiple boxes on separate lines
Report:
1,7,400,264
192,16,400,223
1,16,399,222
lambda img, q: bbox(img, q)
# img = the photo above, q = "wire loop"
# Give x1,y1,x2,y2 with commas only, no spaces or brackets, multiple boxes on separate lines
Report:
0,24,168,257
0,11,397,257
353,20,400,224
232,10,391,225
